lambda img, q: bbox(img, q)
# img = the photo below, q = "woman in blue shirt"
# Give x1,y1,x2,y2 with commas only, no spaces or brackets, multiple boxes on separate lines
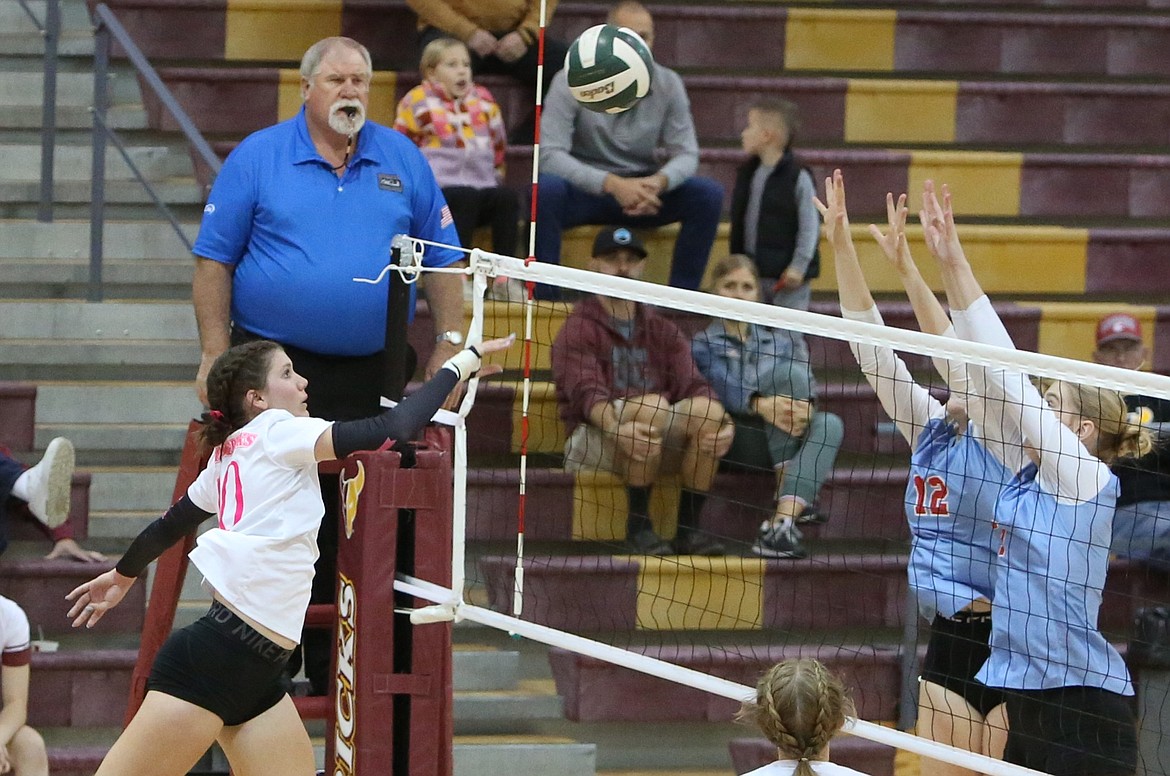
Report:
691,254,844,559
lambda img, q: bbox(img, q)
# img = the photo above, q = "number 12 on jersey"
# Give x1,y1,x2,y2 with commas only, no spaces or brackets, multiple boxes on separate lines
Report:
912,474,950,517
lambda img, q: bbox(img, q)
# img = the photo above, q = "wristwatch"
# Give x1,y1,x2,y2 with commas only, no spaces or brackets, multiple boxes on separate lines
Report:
436,330,464,346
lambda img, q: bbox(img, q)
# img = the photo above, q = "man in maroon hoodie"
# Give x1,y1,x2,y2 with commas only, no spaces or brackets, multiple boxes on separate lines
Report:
551,226,734,556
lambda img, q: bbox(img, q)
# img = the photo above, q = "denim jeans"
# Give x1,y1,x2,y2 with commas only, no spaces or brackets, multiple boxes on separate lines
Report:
533,173,724,298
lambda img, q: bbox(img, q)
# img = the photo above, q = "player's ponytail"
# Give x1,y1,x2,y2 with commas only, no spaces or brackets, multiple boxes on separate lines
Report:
198,340,284,451
1116,413,1154,462
1068,382,1153,463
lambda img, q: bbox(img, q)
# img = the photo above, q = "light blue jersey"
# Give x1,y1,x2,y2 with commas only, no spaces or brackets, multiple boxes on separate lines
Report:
977,463,1132,695
907,418,1009,620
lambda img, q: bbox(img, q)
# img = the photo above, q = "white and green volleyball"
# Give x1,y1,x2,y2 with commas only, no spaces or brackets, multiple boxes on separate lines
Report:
565,24,654,114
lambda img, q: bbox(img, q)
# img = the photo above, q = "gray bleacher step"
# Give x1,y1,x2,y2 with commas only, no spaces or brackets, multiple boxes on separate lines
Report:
0,0,97,34
0,341,199,381
0,300,197,337
0,31,96,57
37,423,190,454
0,102,146,130
36,382,199,422
0,300,198,379
454,679,565,731
0,219,197,259
308,736,596,776
0,178,204,205
86,509,160,539
453,646,521,692
38,724,120,753
33,382,199,461
0,70,141,106
0,258,194,299
0,142,189,181
89,467,176,514
453,738,595,776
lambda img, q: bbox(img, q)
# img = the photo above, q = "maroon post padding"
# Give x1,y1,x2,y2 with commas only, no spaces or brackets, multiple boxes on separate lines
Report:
124,420,206,723
327,428,454,776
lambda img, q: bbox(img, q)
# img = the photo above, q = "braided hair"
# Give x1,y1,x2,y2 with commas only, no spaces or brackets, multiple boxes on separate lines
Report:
198,340,284,450
737,658,855,776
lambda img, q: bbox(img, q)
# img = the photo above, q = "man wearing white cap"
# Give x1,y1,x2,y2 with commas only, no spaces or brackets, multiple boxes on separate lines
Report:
1092,312,1170,567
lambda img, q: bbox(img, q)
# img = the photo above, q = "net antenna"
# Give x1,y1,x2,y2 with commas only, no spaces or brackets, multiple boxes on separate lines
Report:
509,0,554,624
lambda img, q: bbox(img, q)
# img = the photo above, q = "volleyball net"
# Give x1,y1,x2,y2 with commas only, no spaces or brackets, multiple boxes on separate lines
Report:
387,239,1170,776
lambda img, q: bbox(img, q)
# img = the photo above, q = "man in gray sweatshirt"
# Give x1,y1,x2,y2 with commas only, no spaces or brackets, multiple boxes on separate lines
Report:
534,1,723,298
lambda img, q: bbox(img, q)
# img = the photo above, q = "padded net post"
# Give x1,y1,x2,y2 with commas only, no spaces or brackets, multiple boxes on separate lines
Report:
328,433,454,776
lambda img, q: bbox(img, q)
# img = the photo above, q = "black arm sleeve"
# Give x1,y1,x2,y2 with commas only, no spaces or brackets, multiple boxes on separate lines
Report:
115,494,214,578
331,368,459,458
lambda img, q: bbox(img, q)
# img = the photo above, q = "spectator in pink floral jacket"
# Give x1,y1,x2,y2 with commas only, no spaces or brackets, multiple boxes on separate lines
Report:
395,37,519,257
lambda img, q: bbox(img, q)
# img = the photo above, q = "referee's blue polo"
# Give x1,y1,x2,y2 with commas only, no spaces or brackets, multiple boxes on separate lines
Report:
193,107,462,356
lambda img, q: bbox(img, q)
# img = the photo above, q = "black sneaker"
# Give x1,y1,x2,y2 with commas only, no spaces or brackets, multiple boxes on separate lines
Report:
751,520,809,559
627,529,673,556
795,503,827,525
672,533,726,556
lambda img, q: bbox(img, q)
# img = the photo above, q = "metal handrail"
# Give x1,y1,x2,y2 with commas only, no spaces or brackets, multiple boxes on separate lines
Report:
17,0,59,222
88,3,222,301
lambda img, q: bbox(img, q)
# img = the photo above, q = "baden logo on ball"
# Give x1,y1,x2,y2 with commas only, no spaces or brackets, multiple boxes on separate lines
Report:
565,24,654,114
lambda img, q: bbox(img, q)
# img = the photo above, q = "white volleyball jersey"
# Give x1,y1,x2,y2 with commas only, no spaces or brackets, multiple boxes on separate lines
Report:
187,409,332,643
0,595,31,667
741,759,872,776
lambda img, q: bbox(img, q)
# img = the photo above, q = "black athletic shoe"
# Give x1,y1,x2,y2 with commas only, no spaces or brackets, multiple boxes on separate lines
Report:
751,520,809,559
671,533,726,556
627,529,673,556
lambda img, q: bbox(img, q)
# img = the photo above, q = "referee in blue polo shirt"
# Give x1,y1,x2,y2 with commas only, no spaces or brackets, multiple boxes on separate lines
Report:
191,36,466,695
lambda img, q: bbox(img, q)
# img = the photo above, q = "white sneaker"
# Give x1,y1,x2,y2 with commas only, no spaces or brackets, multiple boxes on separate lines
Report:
23,437,74,529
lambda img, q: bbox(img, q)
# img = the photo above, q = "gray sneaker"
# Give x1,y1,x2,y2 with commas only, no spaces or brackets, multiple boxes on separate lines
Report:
23,437,74,529
751,519,808,559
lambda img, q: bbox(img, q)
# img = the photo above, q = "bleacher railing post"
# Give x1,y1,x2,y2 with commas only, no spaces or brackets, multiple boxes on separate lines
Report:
88,15,110,302
37,0,59,223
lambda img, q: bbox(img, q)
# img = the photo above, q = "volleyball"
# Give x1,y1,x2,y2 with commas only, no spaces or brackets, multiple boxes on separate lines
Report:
565,24,654,114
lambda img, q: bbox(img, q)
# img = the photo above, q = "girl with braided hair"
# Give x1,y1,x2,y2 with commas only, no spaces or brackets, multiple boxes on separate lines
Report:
64,334,513,776
738,658,863,776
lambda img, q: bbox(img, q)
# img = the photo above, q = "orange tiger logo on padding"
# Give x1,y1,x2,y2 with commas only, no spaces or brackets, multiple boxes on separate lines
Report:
340,462,366,540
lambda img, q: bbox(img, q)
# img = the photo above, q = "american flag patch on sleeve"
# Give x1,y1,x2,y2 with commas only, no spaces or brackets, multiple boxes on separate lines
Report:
440,205,454,228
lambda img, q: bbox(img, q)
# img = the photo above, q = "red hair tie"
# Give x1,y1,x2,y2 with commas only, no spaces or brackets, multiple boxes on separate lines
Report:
209,410,225,422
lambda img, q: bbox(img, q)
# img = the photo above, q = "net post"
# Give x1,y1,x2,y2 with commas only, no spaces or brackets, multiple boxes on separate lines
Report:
329,451,401,775
329,441,454,776
406,429,456,776
385,237,413,402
